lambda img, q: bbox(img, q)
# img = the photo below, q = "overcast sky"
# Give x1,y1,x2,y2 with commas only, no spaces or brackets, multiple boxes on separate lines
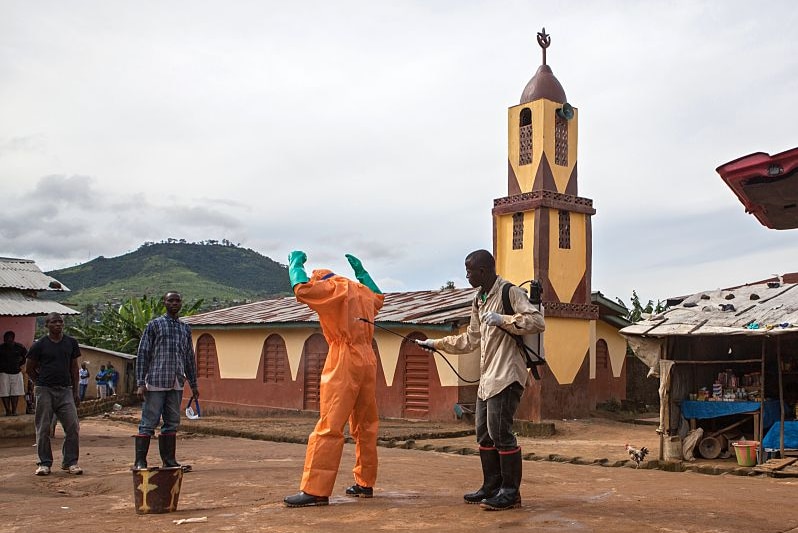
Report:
2,1,797,306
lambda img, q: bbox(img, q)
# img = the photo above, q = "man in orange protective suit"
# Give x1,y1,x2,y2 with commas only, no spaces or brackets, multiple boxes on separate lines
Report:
284,251,385,508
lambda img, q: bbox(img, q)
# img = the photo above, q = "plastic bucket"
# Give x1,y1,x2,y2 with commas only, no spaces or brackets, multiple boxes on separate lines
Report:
132,467,184,514
663,436,683,460
732,440,759,467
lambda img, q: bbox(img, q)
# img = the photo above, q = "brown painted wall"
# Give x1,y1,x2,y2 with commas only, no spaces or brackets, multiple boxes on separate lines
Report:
518,352,592,420
589,339,627,408
543,353,591,419
190,321,628,422
193,330,463,422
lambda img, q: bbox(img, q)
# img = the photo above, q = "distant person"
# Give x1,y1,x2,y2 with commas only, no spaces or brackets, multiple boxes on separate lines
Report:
25,312,83,476
95,364,107,399
415,250,544,511
106,362,118,396
78,362,90,401
133,291,199,470
283,252,384,508
0,331,27,416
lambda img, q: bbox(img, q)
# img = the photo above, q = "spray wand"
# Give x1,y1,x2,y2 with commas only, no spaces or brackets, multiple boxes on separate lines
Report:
357,317,480,384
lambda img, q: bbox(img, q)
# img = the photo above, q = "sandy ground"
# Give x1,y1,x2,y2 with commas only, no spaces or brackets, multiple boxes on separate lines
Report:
2,413,798,533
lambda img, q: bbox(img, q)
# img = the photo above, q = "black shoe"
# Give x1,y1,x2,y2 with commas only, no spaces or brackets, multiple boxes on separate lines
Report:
463,485,500,504
345,484,374,498
284,491,329,507
480,488,521,511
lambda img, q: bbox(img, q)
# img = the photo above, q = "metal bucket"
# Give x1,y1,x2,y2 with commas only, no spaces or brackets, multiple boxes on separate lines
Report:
132,467,184,514
698,436,721,459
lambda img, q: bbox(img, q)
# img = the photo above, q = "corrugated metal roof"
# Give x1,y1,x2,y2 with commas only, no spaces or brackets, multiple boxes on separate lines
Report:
79,344,137,360
0,289,79,317
184,288,478,327
0,257,70,291
620,280,798,337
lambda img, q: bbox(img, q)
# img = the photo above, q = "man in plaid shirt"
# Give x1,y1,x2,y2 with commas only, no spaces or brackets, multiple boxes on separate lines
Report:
133,291,200,470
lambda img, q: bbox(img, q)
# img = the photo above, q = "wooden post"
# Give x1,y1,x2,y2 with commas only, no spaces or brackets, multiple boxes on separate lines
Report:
658,339,666,461
777,336,785,456
759,337,766,464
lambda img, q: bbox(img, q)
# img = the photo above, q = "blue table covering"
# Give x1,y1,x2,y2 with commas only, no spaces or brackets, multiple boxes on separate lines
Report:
680,400,781,430
762,421,798,451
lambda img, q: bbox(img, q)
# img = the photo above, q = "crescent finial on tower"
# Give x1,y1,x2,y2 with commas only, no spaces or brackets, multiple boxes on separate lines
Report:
537,27,551,65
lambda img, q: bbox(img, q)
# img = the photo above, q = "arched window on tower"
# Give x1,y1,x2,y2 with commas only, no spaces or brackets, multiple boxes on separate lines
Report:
519,108,533,166
558,210,571,249
512,212,524,250
555,113,568,166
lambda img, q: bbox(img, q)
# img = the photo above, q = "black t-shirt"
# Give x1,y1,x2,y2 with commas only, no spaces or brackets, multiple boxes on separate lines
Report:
26,335,81,387
0,342,27,374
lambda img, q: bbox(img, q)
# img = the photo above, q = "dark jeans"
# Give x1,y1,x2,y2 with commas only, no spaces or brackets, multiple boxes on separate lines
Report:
475,381,524,450
137,389,182,436
34,386,80,467
78,384,87,401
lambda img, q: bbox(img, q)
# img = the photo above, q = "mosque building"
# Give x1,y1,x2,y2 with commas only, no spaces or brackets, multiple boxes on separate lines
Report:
183,30,630,421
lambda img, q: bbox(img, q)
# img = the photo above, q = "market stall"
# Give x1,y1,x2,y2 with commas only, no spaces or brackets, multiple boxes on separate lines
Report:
621,277,798,464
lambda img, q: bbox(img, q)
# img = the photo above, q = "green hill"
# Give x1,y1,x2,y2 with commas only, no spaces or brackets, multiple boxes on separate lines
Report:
45,241,290,310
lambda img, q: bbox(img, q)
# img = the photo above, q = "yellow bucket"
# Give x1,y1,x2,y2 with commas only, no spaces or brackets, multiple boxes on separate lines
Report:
132,467,184,514
732,440,759,467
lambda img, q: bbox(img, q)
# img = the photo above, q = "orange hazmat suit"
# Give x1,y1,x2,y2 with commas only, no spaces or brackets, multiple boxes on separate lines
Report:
294,266,384,497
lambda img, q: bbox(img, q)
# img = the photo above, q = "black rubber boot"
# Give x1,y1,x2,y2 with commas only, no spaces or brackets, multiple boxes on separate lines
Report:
480,448,522,511
133,435,150,470
464,447,502,504
158,433,180,468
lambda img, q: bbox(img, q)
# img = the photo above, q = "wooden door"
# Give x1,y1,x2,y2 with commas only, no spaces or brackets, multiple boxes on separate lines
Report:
402,340,430,419
302,334,328,411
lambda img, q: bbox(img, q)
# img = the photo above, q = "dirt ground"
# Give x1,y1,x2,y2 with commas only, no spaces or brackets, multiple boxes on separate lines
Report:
2,411,798,533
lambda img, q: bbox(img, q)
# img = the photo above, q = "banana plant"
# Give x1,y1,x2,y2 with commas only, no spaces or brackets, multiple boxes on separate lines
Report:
68,295,203,354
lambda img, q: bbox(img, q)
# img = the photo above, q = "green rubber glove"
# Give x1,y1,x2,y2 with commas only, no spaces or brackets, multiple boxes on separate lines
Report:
345,254,381,294
288,250,310,288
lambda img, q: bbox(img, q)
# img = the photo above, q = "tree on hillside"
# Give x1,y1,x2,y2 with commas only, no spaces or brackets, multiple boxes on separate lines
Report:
617,290,666,323
68,295,203,354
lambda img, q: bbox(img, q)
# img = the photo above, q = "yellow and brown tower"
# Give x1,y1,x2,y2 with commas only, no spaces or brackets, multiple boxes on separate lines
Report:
493,29,599,419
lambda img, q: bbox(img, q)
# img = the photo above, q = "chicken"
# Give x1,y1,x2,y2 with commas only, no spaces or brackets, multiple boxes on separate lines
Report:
625,444,649,468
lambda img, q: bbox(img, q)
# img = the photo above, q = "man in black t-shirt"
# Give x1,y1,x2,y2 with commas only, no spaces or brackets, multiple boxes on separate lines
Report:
0,331,27,416
25,313,83,476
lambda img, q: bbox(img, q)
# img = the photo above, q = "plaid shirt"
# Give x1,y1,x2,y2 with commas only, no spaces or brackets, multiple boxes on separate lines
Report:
136,314,198,390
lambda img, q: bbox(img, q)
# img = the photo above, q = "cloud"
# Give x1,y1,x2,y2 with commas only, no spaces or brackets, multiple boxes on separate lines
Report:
0,174,249,268
0,135,47,156
1,1,798,301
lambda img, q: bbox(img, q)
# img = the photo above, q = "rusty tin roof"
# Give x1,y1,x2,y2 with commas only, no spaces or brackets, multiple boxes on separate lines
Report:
184,288,478,328
621,277,798,338
0,257,70,291
0,289,79,317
